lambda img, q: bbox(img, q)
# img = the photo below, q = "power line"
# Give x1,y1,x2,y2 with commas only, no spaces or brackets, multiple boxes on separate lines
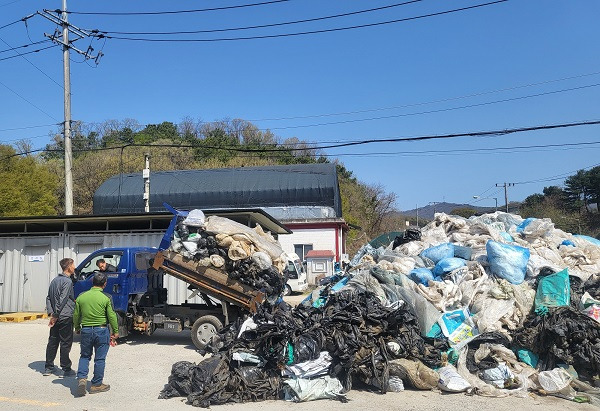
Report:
0,18,22,31
29,119,600,154
97,1,424,35
263,82,600,130
249,70,600,122
62,0,292,16
0,39,49,54
0,79,59,121
93,1,509,42
0,36,63,88
0,0,23,7
6,133,600,164
513,162,600,185
0,44,56,62
0,133,51,143
0,123,58,132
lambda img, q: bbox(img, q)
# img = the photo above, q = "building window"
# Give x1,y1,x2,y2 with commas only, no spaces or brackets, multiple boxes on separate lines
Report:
294,244,313,261
312,260,326,273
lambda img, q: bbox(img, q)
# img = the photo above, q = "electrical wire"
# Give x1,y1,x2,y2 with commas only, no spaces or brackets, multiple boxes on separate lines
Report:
98,1,424,35
61,0,292,16
0,44,56,62
0,18,21,31
93,1,508,42
0,79,59,121
33,119,600,154
0,133,52,144
263,82,600,130
514,162,600,185
0,39,49,54
0,36,63,88
0,0,22,7
0,123,59,132
248,70,600,122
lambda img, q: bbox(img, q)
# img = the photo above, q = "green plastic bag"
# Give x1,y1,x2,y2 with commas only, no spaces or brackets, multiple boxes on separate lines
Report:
534,268,570,314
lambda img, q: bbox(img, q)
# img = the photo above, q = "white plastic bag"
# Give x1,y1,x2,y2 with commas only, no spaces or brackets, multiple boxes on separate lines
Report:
538,368,573,395
438,365,471,392
283,376,346,402
183,209,206,227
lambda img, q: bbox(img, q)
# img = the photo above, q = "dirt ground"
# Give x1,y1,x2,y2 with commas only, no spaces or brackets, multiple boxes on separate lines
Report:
0,312,593,411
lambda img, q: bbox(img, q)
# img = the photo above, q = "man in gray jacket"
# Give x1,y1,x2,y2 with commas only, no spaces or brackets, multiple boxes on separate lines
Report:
44,258,76,377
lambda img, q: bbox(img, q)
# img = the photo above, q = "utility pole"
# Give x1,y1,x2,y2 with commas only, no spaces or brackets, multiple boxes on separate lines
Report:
143,153,150,213
61,0,73,215
496,182,514,213
39,4,103,215
415,204,419,227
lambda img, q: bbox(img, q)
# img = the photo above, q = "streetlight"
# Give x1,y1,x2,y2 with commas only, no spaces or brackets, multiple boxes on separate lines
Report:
473,196,498,212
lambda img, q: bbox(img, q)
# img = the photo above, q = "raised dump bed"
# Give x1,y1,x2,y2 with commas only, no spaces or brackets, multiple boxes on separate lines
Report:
152,250,265,313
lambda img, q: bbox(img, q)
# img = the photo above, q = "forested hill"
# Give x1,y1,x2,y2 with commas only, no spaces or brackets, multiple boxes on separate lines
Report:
1,118,396,253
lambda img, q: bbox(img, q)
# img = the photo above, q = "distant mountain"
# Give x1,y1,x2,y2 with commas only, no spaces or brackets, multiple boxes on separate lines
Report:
400,202,496,221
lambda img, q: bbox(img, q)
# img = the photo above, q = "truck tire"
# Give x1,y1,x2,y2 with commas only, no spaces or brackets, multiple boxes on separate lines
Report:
283,284,292,296
191,315,223,350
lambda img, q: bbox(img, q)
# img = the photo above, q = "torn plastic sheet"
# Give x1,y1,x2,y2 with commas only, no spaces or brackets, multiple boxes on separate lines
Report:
283,351,331,379
282,376,347,402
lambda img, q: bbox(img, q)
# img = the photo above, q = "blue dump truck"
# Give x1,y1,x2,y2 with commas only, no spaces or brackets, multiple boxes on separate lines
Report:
73,208,271,349
73,207,306,349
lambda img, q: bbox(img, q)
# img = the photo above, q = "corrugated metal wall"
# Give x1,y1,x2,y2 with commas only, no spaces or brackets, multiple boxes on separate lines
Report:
0,231,203,313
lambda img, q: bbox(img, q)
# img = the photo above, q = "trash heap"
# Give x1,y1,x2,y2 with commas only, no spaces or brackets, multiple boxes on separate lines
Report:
168,210,287,299
160,212,600,407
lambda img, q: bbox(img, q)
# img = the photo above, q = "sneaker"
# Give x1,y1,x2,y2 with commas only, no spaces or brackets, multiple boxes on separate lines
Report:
43,366,55,376
89,383,110,394
62,368,76,377
77,379,87,397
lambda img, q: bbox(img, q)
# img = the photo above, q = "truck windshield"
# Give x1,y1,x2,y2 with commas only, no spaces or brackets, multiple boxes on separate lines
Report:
79,253,122,279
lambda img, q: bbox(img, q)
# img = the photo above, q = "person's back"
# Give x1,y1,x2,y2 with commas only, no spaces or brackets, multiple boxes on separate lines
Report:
73,272,119,397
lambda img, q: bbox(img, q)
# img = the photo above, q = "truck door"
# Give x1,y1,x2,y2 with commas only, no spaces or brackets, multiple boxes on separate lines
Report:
74,251,126,312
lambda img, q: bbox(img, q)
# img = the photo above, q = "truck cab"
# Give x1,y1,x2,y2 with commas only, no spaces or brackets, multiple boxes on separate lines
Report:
283,253,308,295
74,247,164,337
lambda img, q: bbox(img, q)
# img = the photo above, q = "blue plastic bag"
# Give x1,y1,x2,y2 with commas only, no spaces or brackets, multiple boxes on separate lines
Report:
516,218,536,233
409,268,439,286
500,232,515,242
420,243,454,264
432,258,466,277
534,268,570,314
486,240,530,284
453,245,472,260
574,235,600,247
560,239,575,247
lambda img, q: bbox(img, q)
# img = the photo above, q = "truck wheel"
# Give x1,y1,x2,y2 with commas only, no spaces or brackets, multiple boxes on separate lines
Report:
283,284,292,296
191,315,223,350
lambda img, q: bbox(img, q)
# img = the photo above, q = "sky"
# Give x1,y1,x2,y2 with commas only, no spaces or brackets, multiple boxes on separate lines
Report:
0,0,599,212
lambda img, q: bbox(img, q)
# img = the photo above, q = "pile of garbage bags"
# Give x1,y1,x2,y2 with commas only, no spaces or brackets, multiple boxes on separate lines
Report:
160,288,450,407
160,212,600,407
168,210,287,298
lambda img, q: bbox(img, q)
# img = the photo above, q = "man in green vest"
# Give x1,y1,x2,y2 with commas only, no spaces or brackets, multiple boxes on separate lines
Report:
73,272,119,397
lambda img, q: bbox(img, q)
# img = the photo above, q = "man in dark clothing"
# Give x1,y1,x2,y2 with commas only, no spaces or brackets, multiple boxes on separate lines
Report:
96,259,117,273
45,257,76,377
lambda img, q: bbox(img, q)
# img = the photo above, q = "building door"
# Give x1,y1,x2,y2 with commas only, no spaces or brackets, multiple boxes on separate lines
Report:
23,244,52,312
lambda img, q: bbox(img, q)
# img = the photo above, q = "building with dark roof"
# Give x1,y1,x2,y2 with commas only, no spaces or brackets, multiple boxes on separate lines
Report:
94,163,347,262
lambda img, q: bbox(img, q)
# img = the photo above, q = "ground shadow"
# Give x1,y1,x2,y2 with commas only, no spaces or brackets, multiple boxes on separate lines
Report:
51,375,79,397
123,329,197,350
28,360,47,374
